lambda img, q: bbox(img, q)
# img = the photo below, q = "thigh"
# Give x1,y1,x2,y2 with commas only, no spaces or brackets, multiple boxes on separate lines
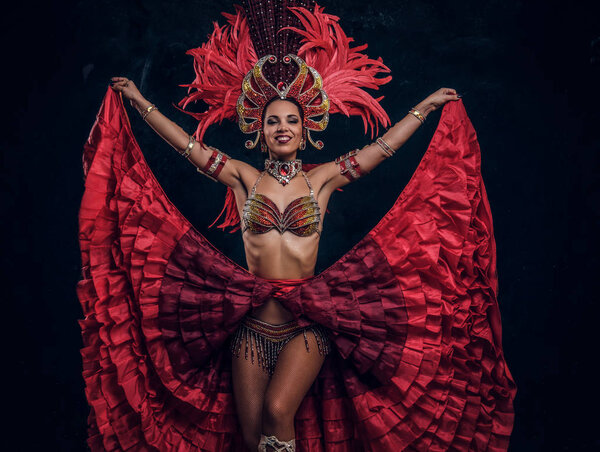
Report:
231,333,271,439
264,330,326,414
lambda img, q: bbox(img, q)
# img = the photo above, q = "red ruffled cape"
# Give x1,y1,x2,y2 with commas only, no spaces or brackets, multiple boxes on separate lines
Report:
76,87,516,451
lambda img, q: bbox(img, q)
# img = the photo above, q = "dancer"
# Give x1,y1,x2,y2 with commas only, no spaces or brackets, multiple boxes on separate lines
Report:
78,1,516,450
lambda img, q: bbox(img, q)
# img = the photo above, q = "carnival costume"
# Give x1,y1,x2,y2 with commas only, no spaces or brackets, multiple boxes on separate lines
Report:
77,1,516,450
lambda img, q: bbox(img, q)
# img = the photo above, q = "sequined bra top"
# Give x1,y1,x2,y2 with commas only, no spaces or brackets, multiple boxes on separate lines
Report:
242,171,321,236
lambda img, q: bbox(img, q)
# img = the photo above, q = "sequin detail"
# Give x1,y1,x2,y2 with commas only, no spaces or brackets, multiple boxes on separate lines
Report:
335,149,363,181
230,315,331,376
242,171,321,236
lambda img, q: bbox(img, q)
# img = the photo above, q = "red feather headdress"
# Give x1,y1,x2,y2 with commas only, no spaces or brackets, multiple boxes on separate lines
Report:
176,0,392,231
177,2,392,149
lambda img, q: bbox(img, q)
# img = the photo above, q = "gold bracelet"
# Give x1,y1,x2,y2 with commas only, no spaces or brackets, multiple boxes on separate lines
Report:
408,107,425,124
375,137,395,157
141,104,158,120
181,134,195,158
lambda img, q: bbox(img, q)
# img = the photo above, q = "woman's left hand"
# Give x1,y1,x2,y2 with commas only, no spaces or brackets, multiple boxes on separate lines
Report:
416,87,461,119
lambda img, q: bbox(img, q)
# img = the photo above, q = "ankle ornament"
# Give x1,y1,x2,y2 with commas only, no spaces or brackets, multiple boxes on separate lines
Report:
258,434,296,452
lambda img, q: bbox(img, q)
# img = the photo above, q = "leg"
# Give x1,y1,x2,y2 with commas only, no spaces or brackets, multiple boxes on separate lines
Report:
261,330,326,449
232,332,271,451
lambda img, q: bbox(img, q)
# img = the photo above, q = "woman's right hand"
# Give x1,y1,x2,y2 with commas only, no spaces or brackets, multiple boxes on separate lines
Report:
110,77,144,107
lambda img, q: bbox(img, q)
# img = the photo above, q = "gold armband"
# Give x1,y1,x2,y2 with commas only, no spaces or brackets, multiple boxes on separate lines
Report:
375,137,395,157
181,134,195,158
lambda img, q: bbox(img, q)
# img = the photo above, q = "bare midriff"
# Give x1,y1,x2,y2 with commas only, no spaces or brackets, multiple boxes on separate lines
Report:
243,228,320,324
251,298,296,324
234,168,335,325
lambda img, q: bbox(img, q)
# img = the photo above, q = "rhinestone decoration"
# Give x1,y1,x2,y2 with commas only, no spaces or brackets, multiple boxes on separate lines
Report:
237,54,330,150
264,158,302,185
230,316,330,376
241,171,321,237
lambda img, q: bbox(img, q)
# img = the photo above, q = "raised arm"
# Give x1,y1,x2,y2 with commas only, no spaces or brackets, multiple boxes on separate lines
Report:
319,88,461,192
110,77,254,189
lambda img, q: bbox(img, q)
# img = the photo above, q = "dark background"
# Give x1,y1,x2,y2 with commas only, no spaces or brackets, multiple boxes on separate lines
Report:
3,0,598,450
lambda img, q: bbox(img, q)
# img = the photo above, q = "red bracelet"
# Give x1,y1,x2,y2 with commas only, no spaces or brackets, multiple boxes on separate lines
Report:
197,148,229,182
335,149,363,181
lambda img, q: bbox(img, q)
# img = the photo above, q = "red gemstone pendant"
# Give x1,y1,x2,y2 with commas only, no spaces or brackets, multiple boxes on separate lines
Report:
264,159,302,186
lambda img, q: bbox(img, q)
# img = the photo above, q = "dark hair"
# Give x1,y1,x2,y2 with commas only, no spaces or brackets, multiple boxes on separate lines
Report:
261,97,304,126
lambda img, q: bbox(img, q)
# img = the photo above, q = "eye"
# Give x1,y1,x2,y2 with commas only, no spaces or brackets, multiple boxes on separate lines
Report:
288,118,299,123
267,119,278,125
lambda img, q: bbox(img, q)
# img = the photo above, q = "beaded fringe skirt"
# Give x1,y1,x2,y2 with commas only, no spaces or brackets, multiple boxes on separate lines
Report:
230,315,331,376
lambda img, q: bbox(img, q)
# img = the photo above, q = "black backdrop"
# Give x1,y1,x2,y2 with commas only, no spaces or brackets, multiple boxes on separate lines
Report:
3,0,598,450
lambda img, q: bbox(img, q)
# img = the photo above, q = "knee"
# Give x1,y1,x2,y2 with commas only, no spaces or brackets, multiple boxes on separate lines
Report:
262,394,295,427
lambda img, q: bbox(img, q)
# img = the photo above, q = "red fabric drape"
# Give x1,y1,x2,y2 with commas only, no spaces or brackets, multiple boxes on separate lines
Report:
76,87,516,451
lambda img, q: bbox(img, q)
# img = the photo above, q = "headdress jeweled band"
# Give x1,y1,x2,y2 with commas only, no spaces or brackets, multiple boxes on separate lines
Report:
237,54,329,150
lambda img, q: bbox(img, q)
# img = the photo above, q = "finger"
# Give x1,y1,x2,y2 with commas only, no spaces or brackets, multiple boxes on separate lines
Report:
110,77,129,85
442,88,460,100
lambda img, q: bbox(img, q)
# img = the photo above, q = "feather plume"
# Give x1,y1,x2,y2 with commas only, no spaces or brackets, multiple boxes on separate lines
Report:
176,5,257,143
283,5,392,137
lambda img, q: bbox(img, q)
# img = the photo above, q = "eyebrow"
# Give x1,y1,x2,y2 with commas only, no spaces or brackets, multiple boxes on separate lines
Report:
266,114,299,119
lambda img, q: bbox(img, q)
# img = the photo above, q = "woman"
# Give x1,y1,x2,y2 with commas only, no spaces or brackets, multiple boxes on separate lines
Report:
109,76,459,451
78,2,515,450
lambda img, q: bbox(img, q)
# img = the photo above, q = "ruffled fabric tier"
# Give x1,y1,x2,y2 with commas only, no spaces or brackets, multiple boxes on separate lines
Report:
76,87,515,451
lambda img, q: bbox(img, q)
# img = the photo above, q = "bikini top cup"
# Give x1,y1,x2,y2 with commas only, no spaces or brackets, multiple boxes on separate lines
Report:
242,171,321,236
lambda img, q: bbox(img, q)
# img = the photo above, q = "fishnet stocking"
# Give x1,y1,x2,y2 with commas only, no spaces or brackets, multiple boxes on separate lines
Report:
232,328,327,451
232,333,270,450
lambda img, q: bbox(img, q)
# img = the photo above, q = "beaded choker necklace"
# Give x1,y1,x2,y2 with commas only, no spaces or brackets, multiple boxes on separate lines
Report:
264,159,302,186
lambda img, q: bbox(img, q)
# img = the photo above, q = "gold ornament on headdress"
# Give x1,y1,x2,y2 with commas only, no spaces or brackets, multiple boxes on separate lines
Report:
236,54,330,150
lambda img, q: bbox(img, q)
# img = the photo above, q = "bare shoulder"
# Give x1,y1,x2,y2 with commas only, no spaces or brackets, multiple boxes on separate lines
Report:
306,161,338,195
228,158,261,192
306,161,336,182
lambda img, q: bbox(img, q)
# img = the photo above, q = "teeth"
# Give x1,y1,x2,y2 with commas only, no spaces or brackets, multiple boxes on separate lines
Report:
277,137,290,143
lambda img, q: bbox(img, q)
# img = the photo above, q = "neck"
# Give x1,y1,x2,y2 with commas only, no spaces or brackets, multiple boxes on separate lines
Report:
268,152,298,162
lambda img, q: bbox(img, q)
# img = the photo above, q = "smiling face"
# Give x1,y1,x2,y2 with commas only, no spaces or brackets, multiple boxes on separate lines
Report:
262,99,304,161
